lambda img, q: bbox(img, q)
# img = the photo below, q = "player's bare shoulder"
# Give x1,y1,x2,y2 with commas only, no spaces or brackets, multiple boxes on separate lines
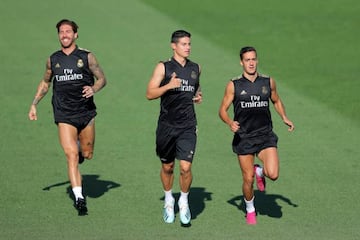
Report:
162,58,172,64
230,75,243,82
78,47,91,53
258,73,270,78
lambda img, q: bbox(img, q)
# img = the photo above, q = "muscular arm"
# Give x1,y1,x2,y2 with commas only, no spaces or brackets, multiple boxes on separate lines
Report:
270,78,295,131
219,81,239,133
145,62,181,100
28,58,52,120
82,53,107,98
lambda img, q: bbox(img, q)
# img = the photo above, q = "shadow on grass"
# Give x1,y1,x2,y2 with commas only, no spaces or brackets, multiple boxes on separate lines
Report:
160,186,213,226
227,190,298,218
42,174,121,200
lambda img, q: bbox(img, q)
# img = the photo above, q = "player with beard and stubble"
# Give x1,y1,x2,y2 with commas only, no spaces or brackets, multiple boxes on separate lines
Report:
28,19,107,216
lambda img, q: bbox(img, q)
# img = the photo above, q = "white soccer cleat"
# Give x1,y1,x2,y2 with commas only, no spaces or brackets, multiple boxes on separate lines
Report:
163,199,175,223
178,202,191,225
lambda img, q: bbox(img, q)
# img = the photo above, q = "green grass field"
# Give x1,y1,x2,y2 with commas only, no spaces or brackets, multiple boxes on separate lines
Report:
1,0,359,239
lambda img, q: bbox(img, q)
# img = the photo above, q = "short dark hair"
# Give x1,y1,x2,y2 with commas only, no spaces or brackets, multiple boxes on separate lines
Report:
171,30,191,43
240,46,257,60
56,19,79,33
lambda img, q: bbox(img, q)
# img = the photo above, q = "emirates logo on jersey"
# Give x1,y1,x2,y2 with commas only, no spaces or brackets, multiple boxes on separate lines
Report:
54,68,83,82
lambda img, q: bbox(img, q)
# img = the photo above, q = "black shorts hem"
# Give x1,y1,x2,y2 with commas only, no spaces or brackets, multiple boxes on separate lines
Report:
232,131,278,155
55,111,97,131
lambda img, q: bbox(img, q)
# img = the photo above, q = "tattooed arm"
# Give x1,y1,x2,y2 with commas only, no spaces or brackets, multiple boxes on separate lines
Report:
28,58,52,120
82,52,107,98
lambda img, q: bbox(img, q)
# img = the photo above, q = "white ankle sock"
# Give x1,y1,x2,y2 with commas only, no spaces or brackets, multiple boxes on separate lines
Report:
179,191,189,205
72,186,84,200
244,196,255,213
164,189,174,203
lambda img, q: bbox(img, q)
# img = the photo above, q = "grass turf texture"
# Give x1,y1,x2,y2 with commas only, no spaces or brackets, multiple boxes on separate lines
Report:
0,0,359,239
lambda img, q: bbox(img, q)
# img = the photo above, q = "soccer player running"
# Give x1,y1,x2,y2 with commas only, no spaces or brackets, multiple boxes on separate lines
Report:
28,19,107,216
146,30,202,225
219,46,294,224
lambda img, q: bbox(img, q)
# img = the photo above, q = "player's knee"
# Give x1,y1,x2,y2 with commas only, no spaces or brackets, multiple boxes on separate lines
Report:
82,151,93,160
65,151,78,162
179,161,192,176
180,167,191,176
269,174,278,181
266,170,278,181
162,163,174,174
163,167,174,175
243,175,254,185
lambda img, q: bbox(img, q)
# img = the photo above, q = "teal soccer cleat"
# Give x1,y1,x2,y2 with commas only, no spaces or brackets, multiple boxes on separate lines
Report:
163,199,175,223
178,202,191,225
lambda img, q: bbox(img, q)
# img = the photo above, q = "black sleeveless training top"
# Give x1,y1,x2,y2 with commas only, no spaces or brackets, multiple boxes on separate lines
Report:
158,57,200,128
232,74,273,138
50,46,96,120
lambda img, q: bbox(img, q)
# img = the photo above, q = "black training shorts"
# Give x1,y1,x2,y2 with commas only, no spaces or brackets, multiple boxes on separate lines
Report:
156,123,197,163
232,131,278,155
55,110,97,132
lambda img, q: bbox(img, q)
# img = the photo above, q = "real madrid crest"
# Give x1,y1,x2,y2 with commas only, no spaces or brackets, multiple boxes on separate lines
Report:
77,59,84,68
262,86,268,95
191,71,197,79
